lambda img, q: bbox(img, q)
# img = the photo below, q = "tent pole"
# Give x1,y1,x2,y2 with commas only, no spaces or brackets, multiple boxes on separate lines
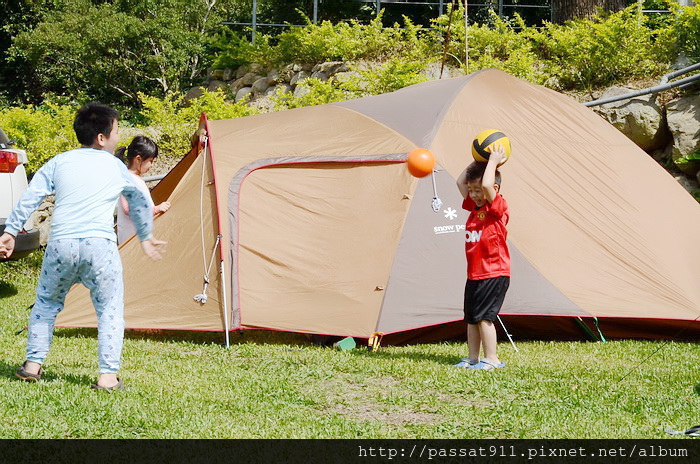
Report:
221,260,230,348
497,315,518,352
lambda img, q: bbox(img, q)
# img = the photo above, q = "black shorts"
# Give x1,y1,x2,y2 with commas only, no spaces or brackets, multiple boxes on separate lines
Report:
464,276,510,324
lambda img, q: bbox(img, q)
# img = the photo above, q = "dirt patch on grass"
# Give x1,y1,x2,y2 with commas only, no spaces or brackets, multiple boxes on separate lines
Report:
321,374,490,426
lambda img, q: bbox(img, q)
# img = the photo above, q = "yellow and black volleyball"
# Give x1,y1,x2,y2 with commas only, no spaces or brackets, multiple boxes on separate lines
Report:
471,129,511,165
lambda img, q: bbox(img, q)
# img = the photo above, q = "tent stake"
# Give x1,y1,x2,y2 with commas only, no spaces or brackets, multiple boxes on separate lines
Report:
497,315,518,352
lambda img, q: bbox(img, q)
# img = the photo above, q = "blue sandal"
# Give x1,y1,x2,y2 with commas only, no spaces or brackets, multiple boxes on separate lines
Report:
473,359,506,371
453,358,479,368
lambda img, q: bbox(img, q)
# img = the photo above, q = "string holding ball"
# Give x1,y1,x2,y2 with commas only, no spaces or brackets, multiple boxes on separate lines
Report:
406,148,436,178
471,129,511,165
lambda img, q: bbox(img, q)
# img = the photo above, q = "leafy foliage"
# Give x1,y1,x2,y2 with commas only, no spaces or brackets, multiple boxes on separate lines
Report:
358,57,431,95
657,3,700,61
214,13,431,68
0,101,77,175
529,5,670,89
433,11,546,84
138,89,259,162
8,0,244,105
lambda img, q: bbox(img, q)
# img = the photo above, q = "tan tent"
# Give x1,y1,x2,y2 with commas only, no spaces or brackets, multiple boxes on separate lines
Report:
57,69,700,343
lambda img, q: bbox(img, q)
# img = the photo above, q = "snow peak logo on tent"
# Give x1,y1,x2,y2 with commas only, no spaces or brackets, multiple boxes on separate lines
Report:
433,206,465,235
434,224,466,235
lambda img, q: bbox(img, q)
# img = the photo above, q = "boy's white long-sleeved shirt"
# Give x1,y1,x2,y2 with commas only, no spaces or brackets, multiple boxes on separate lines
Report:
4,148,152,243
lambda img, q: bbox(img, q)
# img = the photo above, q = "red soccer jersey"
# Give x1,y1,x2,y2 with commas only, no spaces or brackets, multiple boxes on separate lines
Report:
462,193,510,280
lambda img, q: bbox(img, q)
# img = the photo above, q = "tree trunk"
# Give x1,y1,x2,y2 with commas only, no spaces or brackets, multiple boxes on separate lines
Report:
551,0,629,24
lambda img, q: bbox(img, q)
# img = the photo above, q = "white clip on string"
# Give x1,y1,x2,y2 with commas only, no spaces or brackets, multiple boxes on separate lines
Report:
430,169,442,213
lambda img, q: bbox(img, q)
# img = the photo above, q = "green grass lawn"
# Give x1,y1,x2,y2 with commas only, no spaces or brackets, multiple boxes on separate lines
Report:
1,251,698,439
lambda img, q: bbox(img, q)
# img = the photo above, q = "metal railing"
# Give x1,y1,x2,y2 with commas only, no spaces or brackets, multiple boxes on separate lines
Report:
584,62,700,107
223,0,551,43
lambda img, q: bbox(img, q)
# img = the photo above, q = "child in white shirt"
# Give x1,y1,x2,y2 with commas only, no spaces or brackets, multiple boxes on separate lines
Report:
115,136,170,245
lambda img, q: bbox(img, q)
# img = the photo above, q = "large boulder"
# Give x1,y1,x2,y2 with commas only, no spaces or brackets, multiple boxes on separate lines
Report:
311,61,349,76
229,73,264,94
222,68,236,81
183,86,205,103
235,64,251,80
310,70,329,81
207,80,228,92
235,87,254,102
594,86,669,151
279,64,304,81
24,198,54,246
666,93,700,176
266,69,282,86
251,76,270,95
293,85,311,99
290,71,310,87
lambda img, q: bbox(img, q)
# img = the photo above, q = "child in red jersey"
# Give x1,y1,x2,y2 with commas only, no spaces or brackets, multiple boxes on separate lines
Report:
454,144,510,370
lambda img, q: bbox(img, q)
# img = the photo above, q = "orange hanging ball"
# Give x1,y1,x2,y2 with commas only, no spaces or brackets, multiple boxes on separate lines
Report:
406,148,435,178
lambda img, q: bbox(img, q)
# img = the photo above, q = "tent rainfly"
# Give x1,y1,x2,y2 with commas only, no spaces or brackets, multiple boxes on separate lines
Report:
56,69,700,343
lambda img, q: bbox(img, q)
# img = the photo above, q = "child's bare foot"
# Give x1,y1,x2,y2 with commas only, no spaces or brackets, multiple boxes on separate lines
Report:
23,361,41,375
96,373,120,389
16,361,42,381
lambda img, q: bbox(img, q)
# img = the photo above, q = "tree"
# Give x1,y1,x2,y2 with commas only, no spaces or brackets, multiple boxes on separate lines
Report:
7,0,247,106
551,0,631,23
0,0,57,103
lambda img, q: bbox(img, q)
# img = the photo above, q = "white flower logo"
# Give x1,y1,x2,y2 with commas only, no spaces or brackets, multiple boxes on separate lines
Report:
444,207,457,220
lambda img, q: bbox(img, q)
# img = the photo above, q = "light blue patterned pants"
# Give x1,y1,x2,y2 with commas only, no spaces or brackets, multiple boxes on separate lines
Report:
27,238,124,374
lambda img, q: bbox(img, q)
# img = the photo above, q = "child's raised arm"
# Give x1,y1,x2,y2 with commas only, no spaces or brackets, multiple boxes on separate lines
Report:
482,144,506,203
456,162,480,199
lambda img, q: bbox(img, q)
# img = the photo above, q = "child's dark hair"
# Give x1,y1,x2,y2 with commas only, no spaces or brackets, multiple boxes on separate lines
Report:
115,136,159,167
73,103,119,146
465,162,501,186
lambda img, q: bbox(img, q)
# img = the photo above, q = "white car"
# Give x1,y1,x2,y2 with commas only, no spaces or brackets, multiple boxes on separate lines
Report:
0,127,40,260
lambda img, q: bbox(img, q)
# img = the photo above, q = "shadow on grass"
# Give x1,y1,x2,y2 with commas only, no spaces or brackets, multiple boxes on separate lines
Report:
0,359,94,386
0,280,18,298
53,328,459,364
54,327,313,347
346,345,461,366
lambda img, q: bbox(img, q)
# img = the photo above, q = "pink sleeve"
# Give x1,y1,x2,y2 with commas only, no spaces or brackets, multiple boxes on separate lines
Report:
120,195,129,216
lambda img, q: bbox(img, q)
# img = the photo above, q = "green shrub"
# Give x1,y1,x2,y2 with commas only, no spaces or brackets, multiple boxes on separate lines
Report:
209,29,275,70
358,57,431,95
657,4,700,61
530,5,669,89
273,14,428,64
212,13,433,69
430,8,543,83
0,101,77,175
138,89,259,162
